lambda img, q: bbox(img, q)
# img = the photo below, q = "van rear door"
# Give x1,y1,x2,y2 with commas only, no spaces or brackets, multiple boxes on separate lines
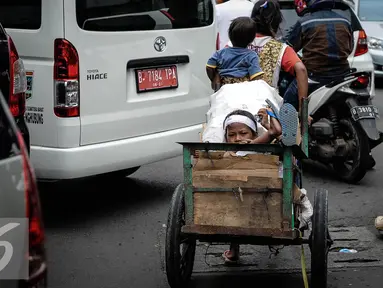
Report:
65,0,215,146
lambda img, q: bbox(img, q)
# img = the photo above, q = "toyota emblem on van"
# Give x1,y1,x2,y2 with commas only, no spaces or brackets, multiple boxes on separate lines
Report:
154,36,166,52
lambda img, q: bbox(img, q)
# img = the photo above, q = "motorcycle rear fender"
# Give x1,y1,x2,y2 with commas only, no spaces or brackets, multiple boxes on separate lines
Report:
345,97,382,145
370,131,383,150
308,77,358,116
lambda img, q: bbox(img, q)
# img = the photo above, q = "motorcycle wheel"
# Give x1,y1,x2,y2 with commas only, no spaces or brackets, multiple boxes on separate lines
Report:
332,118,369,184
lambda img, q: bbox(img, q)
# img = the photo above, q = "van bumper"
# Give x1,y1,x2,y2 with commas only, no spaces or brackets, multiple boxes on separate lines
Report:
30,124,203,180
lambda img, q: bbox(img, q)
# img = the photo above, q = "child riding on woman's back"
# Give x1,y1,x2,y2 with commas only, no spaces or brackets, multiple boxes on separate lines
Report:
206,17,264,88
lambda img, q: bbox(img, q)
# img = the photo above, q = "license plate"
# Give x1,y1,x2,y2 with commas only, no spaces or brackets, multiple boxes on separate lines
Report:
350,105,380,121
135,65,178,93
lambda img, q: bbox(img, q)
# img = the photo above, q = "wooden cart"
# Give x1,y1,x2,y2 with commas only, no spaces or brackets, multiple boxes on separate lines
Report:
165,99,332,288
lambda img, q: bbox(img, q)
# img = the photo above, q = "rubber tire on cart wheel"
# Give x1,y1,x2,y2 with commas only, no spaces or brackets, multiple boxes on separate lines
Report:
333,118,369,184
165,184,196,288
310,188,330,288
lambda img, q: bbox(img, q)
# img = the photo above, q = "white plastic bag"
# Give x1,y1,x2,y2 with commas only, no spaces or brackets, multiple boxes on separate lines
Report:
202,80,283,143
298,188,313,231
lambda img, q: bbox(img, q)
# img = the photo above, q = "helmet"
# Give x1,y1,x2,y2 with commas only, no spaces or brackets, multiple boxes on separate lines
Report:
294,0,309,16
294,0,336,16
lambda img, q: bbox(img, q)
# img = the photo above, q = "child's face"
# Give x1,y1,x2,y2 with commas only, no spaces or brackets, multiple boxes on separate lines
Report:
226,123,255,143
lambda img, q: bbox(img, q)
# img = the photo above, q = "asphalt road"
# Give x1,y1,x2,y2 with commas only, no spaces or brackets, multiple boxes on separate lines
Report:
38,87,383,288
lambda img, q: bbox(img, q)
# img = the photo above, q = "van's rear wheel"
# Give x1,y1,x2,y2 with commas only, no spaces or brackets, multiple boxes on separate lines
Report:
121,166,141,177
102,166,141,178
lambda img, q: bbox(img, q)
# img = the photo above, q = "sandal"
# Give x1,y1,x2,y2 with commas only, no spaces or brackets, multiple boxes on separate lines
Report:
279,103,299,147
222,250,239,265
375,216,383,235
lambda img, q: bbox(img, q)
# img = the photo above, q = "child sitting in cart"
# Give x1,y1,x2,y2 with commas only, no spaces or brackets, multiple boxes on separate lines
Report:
206,16,264,90
219,105,313,264
222,100,299,153
223,108,281,148
196,106,284,158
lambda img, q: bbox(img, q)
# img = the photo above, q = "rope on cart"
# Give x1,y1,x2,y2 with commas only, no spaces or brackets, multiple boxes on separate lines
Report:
268,245,284,258
204,243,213,267
297,229,309,288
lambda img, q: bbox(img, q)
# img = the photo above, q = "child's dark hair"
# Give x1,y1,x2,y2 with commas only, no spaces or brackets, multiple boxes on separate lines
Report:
251,0,283,38
228,17,257,48
223,109,258,136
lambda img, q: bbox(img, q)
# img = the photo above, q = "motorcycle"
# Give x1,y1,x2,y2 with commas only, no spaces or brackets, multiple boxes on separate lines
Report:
305,69,383,183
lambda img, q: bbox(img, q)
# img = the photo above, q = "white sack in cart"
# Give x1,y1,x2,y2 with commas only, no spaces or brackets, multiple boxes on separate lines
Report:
202,80,283,143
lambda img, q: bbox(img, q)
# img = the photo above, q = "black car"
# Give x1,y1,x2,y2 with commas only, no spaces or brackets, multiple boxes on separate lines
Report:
0,89,48,288
0,22,46,287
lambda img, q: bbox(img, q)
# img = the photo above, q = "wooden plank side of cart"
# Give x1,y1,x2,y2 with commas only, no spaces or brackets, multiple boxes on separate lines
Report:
181,152,300,239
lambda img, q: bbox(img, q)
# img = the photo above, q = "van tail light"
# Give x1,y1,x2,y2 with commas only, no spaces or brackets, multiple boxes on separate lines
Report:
54,39,79,117
16,131,46,285
350,75,370,89
8,36,27,117
355,30,368,56
216,33,220,50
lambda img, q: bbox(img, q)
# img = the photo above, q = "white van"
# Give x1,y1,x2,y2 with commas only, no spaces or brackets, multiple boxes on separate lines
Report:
1,0,216,180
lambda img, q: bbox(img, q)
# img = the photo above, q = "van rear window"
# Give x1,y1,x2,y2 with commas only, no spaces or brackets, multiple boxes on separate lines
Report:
0,0,42,30
76,0,214,31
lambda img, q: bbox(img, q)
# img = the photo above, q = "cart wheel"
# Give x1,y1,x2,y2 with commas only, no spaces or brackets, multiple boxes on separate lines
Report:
165,184,196,288
310,188,330,288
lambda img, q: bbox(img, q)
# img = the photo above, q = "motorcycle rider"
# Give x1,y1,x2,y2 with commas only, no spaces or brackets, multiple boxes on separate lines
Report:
285,0,376,168
285,0,353,92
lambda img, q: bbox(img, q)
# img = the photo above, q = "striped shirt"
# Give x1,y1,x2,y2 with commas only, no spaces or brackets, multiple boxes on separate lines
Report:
284,9,354,77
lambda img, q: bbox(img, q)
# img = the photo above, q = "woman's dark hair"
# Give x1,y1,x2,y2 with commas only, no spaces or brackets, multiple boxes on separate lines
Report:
251,0,283,38
223,109,258,136
228,17,257,48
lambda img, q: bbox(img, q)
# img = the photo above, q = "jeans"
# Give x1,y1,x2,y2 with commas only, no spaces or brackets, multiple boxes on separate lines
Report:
283,78,299,111
283,73,341,112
